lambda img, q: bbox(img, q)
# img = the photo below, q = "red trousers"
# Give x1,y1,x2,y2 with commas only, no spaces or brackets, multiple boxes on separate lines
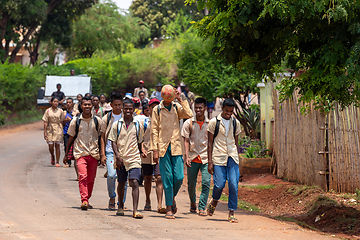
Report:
77,155,98,203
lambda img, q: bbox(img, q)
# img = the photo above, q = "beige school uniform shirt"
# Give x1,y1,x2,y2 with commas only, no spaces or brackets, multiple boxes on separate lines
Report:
150,100,193,158
207,114,241,166
42,107,64,142
67,114,101,160
141,117,154,165
100,112,116,143
181,116,209,164
108,118,144,171
134,87,149,98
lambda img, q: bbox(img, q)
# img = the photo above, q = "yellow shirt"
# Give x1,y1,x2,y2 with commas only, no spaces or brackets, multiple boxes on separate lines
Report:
67,114,101,160
150,100,193,157
181,116,209,164
207,114,241,166
42,107,64,142
108,118,144,171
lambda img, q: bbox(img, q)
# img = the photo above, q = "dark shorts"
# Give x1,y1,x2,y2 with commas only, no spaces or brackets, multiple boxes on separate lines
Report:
117,168,141,183
63,134,70,152
142,164,160,176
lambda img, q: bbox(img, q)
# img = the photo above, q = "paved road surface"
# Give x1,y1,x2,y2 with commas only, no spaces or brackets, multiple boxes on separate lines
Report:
0,122,334,240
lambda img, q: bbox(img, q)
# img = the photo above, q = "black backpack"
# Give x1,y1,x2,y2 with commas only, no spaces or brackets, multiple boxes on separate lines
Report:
213,117,237,143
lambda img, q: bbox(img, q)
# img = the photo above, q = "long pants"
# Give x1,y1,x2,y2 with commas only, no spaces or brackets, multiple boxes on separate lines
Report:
63,134,71,165
187,162,211,210
212,157,240,211
159,144,184,206
106,151,127,202
77,155,98,203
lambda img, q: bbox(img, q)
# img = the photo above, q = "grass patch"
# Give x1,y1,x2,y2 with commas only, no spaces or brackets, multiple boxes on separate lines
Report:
275,216,318,231
2,108,43,126
243,184,276,190
307,195,338,215
286,185,322,196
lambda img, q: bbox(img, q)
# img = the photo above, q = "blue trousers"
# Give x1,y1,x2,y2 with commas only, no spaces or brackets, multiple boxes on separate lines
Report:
212,157,240,211
106,151,126,202
159,144,184,206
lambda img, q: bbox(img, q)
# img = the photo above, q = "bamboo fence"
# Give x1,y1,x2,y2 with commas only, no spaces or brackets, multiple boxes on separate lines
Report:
273,88,360,192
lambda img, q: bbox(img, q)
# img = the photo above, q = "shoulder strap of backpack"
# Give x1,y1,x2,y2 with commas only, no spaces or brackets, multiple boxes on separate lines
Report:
232,117,236,139
212,118,220,143
134,120,140,142
157,105,161,115
93,116,99,132
75,116,81,139
189,119,193,137
117,120,123,139
107,112,112,126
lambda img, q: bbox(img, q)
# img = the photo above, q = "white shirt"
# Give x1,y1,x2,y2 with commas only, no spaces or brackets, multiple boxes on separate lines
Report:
222,118,231,136
106,113,122,152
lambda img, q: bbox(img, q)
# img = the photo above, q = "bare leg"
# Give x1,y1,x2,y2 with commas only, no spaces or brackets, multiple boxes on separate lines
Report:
129,179,139,215
117,182,126,209
144,175,152,208
48,143,55,161
155,175,164,209
55,143,60,164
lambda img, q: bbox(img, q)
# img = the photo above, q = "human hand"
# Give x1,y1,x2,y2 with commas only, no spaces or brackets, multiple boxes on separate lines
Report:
100,155,106,166
141,149,148,158
153,150,159,164
185,157,191,168
44,134,48,141
208,162,214,175
175,89,182,102
115,155,124,169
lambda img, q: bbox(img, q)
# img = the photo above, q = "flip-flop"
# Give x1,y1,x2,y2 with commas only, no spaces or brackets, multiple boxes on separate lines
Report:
199,209,207,216
81,202,88,210
51,156,55,165
55,164,60,167
133,212,143,219
171,203,177,214
228,215,238,223
157,207,167,214
207,200,216,216
116,208,124,216
108,200,116,210
165,214,175,219
190,206,197,213
144,205,151,211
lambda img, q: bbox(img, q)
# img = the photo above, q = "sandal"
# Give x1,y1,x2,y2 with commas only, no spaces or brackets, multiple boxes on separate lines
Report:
133,212,143,219
51,156,55,165
144,205,151,211
207,200,216,216
55,163,60,167
199,209,207,216
190,206,197,213
108,199,116,210
157,207,167,214
228,215,238,223
165,213,175,219
81,202,88,210
116,208,124,216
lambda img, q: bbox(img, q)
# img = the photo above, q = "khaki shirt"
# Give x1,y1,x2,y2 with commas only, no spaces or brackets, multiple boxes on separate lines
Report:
42,107,64,142
108,118,143,171
150,100,193,157
67,114,101,160
207,114,241,166
92,106,104,118
100,112,116,141
141,117,154,165
181,116,209,164
134,87,149,98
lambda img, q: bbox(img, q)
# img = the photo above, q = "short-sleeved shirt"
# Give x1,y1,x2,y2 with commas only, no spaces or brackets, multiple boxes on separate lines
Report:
108,118,144,171
181,116,209,164
141,117,155,165
207,114,241,166
100,112,122,152
42,107,64,142
67,114,101,160
51,91,65,101
63,110,73,134
92,106,104,118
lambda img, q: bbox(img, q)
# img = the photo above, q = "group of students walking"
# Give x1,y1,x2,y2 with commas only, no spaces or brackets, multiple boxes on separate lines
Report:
42,84,241,223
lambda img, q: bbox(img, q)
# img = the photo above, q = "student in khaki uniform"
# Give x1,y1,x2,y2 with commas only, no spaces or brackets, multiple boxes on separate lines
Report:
100,93,125,210
150,85,193,219
207,98,241,223
63,96,102,210
108,99,144,219
43,97,64,167
92,95,104,118
141,98,166,213
181,97,211,216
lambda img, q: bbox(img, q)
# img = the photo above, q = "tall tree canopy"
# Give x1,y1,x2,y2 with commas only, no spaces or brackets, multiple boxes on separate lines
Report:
0,0,97,64
187,0,360,109
72,1,150,59
130,0,204,43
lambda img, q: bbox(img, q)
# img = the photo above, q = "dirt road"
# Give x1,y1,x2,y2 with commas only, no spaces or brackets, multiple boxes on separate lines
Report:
0,122,334,240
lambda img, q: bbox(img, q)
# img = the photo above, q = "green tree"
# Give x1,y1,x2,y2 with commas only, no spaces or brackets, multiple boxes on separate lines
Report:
0,0,97,64
177,31,258,135
71,1,150,58
130,0,204,44
187,0,360,109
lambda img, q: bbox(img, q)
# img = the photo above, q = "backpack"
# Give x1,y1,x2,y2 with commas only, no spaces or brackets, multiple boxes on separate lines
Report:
106,111,113,127
212,117,237,143
143,117,149,132
74,115,99,139
116,119,140,142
